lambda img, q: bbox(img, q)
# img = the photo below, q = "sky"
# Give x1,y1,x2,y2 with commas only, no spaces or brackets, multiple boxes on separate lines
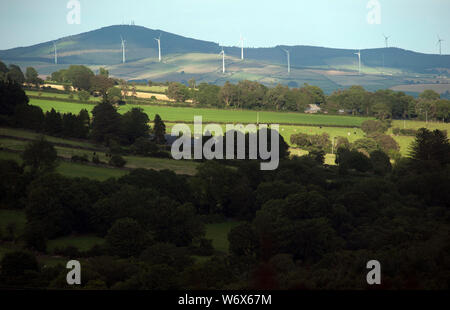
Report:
0,0,449,54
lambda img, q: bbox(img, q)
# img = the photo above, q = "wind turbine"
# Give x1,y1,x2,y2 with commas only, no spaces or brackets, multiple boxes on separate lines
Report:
53,42,58,65
383,34,391,48
354,50,361,75
219,47,226,74
120,36,126,64
240,35,244,60
437,35,444,55
282,49,290,74
154,35,161,62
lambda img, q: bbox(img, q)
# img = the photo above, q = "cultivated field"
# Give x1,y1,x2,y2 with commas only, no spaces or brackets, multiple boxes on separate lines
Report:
390,83,450,94
29,98,372,127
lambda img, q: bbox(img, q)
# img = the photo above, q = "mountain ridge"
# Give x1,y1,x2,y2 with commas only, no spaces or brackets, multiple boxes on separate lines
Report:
1,25,449,94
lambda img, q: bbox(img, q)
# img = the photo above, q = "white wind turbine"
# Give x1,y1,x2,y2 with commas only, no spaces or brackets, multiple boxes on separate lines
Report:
120,36,126,64
219,47,226,74
354,50,361,75
240,34,244,60
154,35,161,62
53,42,58,64
282,49,290,74
437,35,444,55
383,34,391,48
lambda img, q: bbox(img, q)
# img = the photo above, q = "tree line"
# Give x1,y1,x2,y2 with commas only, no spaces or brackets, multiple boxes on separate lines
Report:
165,81,450,121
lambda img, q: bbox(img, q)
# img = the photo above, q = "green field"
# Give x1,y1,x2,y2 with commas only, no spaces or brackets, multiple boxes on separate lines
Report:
47,235,105,252
0,135,199,176
0,127,102,149
0,150,128,181
391,120,450,131
205,221,241,253
29,98,372,127
25,90,101,102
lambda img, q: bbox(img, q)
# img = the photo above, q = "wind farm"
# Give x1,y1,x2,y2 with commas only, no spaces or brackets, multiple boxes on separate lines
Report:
0,24,448,95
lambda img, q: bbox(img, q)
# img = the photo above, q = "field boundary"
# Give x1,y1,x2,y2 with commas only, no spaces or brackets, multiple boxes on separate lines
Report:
0,134,106,152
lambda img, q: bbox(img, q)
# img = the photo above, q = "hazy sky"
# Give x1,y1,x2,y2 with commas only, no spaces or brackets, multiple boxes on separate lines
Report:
0,0,449,54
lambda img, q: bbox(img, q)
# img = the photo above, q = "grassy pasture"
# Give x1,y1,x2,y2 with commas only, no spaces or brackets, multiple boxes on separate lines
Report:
29,98,372,127
205,221,241,253
0,137,199,176
0,150,127,181
26,90,102,102
47,235,105,252
0,127,101,149
391,120,450,131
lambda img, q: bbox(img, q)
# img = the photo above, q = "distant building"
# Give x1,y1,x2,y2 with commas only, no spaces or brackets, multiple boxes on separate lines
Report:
305,104,321,114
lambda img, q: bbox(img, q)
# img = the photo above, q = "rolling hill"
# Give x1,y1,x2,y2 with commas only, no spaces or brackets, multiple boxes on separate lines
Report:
1,25,450,94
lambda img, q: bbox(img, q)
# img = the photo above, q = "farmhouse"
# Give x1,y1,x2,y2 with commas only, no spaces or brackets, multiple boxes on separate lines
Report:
305,104,322,114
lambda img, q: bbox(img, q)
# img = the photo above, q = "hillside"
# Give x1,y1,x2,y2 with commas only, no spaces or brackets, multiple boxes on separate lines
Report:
1,25,450,94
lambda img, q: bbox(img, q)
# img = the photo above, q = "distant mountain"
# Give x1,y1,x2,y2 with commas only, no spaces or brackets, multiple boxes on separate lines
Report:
1,25,449,93
0,25,219,65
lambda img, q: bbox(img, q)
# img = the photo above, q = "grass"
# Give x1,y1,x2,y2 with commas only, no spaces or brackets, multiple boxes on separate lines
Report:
0,209,27,234
25,90,101,102
47,235,105,252
205,221,241,253
391,120,450,131
0,136,199,176
0,127,101,149
30,98,95,115
29,98,373,127
0,150,127,181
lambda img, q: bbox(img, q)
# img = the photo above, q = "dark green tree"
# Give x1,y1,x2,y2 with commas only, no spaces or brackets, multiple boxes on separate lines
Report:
22,137,58,174
106,218,149,258
120,107,150,145
153,114,166,144
91,102,122,143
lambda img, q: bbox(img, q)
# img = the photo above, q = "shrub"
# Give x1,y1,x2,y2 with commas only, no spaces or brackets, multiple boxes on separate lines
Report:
352,138,379,154
400,128,418,136
336,148,373,173
71,154,89,163
106,218,149,258
130,137,158,156
373,134,400,153
77,90,90,102
92,154,101,164
109,155,126,167
370,150,392,175
361,120,388,135
335,137,350,150
290,132,332,153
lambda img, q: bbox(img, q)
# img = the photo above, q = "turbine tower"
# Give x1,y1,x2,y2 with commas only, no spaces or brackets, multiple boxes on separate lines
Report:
437,35,444,55
282,49,290,74
354,50,361,75
219,47,226,74
121,36,126,64
240,35,244,60
154,35,161,62
53,42,58,65
383,34,391,48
